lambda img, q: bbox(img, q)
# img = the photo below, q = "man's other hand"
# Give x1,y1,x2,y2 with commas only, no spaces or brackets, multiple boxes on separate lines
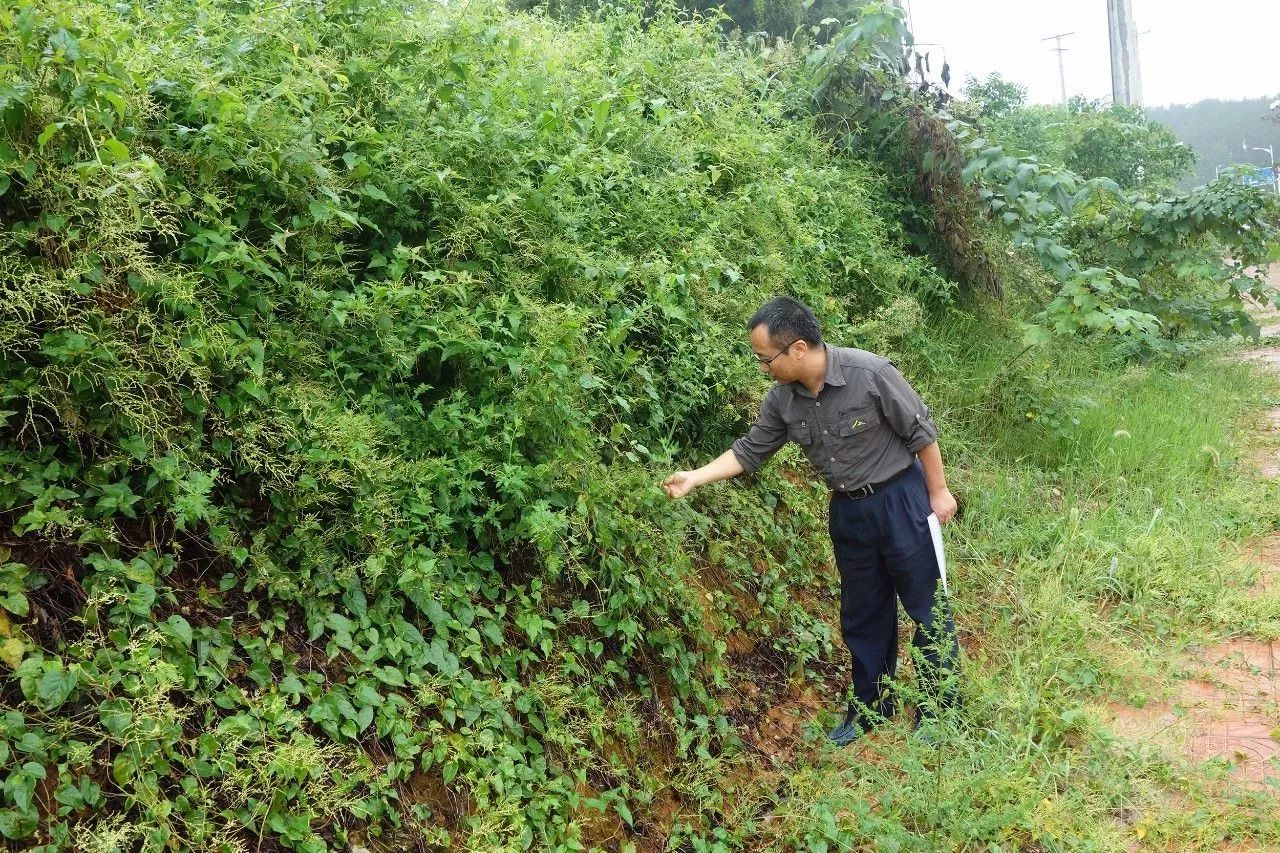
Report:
662,472,698,499
930,488,958,523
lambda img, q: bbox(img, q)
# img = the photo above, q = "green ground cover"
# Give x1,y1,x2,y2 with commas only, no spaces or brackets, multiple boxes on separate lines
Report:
1,0,1277,850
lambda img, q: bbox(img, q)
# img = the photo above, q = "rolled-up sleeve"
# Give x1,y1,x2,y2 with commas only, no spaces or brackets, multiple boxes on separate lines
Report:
871,363,939,453
730,388,788,474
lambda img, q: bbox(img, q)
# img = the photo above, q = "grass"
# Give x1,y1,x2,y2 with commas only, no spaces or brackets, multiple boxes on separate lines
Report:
720,316,1280,851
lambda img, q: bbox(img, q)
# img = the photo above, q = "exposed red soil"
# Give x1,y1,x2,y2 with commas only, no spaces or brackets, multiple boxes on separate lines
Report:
1107,637,1279,788
1235,344,1280,475
1243,538,1280,596
741,681,828,764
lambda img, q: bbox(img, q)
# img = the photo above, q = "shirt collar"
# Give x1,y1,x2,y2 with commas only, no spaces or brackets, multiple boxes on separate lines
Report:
791,344,844,398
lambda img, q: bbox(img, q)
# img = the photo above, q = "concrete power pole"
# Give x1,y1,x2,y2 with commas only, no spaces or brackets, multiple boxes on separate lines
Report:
1042,32,1073,105
1107,0,1144,106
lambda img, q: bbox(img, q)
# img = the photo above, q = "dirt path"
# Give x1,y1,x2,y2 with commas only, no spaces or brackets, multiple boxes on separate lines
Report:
1106,266,1280,790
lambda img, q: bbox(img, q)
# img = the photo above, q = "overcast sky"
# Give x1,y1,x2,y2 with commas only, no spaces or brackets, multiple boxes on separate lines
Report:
902,0,1280,108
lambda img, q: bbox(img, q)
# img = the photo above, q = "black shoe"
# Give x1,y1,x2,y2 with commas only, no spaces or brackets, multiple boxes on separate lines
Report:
827,714,864,746
827,700,892,747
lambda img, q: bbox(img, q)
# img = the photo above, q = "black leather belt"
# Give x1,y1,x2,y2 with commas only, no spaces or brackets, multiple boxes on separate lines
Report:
832,465,912,501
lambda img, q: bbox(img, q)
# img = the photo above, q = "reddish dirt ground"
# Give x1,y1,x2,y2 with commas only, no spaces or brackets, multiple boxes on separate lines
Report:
1107,637,1278,787
1243,262,1280,337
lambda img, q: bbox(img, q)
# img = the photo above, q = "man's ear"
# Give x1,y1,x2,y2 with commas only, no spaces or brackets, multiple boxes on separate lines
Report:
792,339,812,358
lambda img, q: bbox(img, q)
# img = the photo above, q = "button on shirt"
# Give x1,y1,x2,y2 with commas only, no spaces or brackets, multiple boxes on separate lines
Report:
730,345,939,491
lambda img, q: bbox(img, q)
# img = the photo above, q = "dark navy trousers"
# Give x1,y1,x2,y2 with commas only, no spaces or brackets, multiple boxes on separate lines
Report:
828,460,958,719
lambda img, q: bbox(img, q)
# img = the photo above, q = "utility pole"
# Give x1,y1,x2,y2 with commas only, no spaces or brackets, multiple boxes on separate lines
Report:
1107,0,1143,106
1042,32,1073,105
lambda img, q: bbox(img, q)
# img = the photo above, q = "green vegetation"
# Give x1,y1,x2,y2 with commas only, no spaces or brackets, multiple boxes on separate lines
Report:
933,73,1278,346
1,0,1278,850
742,323,1280,850
960,76,1195,193
509,0,862,41
0,1,945,848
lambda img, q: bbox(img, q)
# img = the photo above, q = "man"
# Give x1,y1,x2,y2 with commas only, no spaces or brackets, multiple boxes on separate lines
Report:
662,296,959,745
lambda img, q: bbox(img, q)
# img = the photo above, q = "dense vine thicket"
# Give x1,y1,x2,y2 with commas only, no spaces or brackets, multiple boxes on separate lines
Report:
0,0,950,848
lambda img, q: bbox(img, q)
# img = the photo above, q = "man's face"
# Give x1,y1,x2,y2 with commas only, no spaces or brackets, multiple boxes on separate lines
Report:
750,324,805,380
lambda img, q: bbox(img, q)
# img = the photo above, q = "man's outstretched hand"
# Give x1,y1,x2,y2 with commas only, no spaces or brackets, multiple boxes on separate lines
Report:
662,471,698,499
662,451,743,499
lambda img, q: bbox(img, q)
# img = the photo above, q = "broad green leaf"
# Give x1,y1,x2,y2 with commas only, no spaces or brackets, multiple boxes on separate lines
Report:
99,700,133,736
1020,324,1053,347
36,124,61,148
164,614,193,646
99,138,129,163
375,666,405,687
0,593,25,618
36,664,76,709
54,782,84,810
0,807,36,840
111,752,136,787
120,435,148,460
354,681,383,707
48,30,81,61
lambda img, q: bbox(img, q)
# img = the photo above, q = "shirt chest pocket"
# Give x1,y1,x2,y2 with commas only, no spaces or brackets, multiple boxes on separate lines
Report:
786,417,815,446
837,405,878,439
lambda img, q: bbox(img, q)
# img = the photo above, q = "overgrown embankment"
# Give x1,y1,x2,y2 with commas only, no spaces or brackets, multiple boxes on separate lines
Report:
3,1,1280,850
1,1,944,848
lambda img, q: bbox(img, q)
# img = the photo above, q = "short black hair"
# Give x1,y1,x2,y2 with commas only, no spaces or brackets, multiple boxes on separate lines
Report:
748,296,823,348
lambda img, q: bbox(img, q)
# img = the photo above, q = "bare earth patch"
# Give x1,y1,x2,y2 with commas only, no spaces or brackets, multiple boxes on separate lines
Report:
744,681,828,764
1243,538,1280,597
1234,347,1280,370
1244,262,1280,338
1106,638,1279,787
1253,410,1280,479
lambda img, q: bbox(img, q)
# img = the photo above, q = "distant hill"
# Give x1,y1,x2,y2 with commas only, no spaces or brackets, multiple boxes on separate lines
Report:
1148,96,1280,189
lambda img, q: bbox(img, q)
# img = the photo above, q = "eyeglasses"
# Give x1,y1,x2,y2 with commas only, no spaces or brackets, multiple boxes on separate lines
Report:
754,340,797,366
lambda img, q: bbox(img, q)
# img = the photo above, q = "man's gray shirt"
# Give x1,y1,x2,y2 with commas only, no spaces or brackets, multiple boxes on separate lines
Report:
730,345,939,491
